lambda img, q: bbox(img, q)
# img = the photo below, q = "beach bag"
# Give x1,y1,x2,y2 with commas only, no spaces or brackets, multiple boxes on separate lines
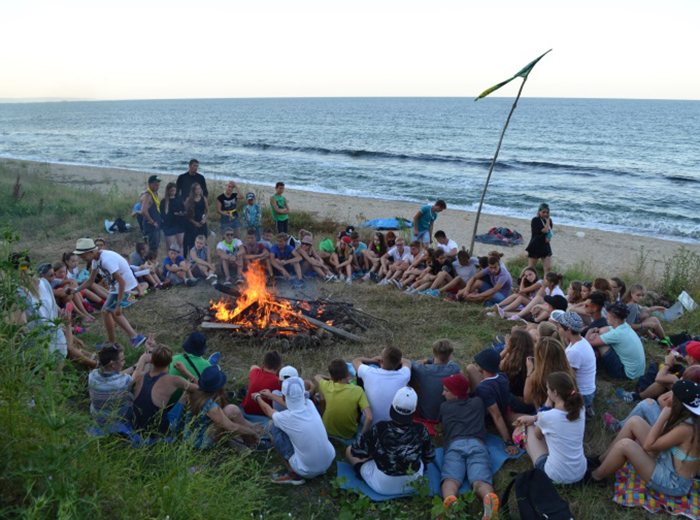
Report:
501,469,574,520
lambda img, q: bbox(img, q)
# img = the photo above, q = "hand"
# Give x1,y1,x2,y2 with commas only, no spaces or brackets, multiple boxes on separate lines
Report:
514,415,536,427
660,403,673,415
259,389,273,400
115,305,123,317
153,222,159,229
506,445,520,455
173,361,187,373
145,333,156,349
664,352,678,365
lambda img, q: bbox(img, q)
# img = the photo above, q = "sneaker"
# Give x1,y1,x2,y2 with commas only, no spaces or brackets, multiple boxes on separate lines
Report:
392,279,403,290
73,326,88,335
271,470,305,485
224,278,232,286
482,492,499,520
370,272,379,283
616,389,638,404
211,279,218,286
185,278,197,287
206,273,217,280
507,315,521,321
438,495,458,520
486,312,496,317
130,334,146,348
208,352,221,365
428,289,440,297
339,274,346,281
496,305,505,319
378,279,390,286
345,278,352,285
603,412,620,432
324,274,334,283
362,273,371,281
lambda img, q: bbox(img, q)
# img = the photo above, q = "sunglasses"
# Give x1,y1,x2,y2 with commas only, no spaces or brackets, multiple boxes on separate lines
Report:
582,281,593,288
225,234,234,237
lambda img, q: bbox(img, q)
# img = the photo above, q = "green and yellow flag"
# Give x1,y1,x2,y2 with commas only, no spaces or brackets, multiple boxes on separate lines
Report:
475,49,552,101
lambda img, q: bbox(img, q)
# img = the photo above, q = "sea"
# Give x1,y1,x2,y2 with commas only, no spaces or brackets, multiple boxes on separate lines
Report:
1,97,698,243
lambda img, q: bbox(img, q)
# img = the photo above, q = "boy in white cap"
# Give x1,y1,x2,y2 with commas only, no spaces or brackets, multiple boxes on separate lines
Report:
345,387,435,495
254,377,335,485
73,238,146,349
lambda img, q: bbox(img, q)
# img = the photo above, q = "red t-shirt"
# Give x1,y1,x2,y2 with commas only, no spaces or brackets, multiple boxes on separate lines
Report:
241,367,281,415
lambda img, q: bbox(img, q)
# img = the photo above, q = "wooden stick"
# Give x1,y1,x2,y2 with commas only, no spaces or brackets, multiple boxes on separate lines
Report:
303,316,367,343
200,322,243,330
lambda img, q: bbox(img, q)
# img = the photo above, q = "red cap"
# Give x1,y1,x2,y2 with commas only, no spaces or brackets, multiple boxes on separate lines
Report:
442,373,470,399
341,236,352,244
686,341,700,361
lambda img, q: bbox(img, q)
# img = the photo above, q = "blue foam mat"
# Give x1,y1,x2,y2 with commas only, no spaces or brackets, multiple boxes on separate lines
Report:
337,433,522,501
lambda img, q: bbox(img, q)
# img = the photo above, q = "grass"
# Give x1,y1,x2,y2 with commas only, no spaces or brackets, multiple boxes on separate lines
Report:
1,162,699,519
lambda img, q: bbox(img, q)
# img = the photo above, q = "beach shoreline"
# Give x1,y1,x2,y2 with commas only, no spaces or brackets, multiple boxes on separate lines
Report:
3,157,698,278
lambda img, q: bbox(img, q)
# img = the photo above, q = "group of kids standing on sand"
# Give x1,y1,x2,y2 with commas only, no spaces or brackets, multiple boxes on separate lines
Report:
11,162,700,520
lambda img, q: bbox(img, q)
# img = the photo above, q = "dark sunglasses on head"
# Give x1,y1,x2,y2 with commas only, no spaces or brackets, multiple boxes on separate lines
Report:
582,281,593,288
225,233,234,237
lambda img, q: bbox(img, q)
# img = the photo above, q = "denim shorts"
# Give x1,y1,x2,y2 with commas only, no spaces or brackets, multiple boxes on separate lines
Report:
601,348,629,380
535,454,548,471
269,424,294,461
441,438,493,485
413,230,431,244
221,215,241,231
649,449,694,496
103,292,120,313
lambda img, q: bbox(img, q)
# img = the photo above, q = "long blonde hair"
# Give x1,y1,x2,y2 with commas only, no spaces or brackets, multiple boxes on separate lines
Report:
530,337,575,408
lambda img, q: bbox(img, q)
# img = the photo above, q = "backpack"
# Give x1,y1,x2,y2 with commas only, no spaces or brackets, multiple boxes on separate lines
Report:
501,469,574,519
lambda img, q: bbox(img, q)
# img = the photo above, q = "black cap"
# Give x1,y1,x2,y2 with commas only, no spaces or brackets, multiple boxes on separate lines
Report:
148,175,162,184
544,295,568,311
673,379,700,415
474,348,501,374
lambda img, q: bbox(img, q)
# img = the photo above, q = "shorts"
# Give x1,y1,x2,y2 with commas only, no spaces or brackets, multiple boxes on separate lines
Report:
103,292,120,313
441,438,493,485
145,227,162,253
583,392,595,409
649,449,694,496
221,215,241,232
167,271,185,285
275,219,289,234
269,424,294,461
601,348,630,380
413,230,430,244
360,459,424,496
535,454,548,471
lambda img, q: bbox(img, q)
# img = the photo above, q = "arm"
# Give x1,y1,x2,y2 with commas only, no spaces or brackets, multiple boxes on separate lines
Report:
313,374,330,387
400,358,412,370
75,268,97,293
429,221,434,242
655,354,680,386
643,406,689,452
286,250,304,264
112,271,127,316
173,361,198,383
361,407,373,434
259,388,286,408
270,196,289,214
252,392,276,419
215,198,227,217
487,403,517,452
352,356,380,373
412,210,421,234
202,197,208,219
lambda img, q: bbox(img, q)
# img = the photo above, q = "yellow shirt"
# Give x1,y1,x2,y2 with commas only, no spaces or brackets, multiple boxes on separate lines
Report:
319,380,370,439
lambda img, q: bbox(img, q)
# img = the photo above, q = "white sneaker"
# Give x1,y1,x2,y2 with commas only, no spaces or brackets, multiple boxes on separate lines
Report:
339,274,346,281
378,279,390,286
206,273,216,280
392,279,403,290
346,278,352,285
362,273,371,281
324,274,333,282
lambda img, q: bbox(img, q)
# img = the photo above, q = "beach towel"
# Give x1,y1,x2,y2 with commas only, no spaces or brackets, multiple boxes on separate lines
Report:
474,227,523,247
358,218,412,230
613,462,700,519
413,416,439,436
336,433,523,501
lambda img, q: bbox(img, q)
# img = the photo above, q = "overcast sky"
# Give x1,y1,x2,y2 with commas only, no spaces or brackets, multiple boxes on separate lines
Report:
1,0,698,101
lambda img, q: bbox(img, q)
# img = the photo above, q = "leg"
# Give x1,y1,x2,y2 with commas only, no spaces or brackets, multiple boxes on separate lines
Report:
222,404,260,445
592,438,656,482
524,424,549,466
465,364,484,393
113,313,138,340
639,382,668,400
345,445,370,466
221,259,231,281
599,415,651,460
618,398,662,429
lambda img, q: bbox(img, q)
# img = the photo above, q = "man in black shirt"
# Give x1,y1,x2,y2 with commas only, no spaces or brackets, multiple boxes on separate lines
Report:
346,387,435,496
176,159,208,199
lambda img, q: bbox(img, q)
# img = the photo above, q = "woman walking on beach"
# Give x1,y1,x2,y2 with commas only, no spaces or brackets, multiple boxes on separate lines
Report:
162,182,187,253
526,203,553,275
184,183,209,254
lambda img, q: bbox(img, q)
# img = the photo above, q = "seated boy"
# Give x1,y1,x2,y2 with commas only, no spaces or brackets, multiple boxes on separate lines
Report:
188,234,218,283
349,232,367,272
270,232,303,284
241,350,282,416
314,359,373,439
345,387,435,495
241,228,272,275
261,228,275,251
466,348,519,455
169,331,217,404
410,339,461,421
434,230,459,260
353,346,412,424
377,238,413,284
439,374,499,519
164,244,197,286
436,251,480,295
216,227,244,285
254,377,336,485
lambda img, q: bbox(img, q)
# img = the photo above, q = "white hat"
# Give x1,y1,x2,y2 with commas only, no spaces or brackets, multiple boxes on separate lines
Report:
282,377,306,412
390,387,417,424
279,365,299,381
73,238,98,255
549,310,565,324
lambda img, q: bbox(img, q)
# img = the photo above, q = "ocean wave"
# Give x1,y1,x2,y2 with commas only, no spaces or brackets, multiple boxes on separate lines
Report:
665,175,700,184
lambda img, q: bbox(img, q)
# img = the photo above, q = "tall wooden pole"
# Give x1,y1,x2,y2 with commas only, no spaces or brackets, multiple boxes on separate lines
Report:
468,76,529,255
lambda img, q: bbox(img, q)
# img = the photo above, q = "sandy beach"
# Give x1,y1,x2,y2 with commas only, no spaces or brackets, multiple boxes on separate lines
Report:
5,157,699,279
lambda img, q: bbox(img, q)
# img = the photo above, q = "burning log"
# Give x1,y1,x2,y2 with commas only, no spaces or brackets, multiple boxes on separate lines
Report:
303,316,367,343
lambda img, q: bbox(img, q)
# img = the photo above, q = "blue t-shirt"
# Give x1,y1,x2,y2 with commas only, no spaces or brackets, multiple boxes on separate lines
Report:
600,322,646,379
416,205,439,233
475,373,510,417
353,242,368,258
164,255,186,270
480,265,513,296
271,244,295,260
411,360,461,421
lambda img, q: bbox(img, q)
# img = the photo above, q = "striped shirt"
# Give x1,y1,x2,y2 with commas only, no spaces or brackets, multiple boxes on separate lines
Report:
88,369,134,426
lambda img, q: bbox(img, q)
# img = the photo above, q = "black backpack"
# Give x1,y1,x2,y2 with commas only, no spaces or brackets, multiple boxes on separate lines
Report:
501,469,574,519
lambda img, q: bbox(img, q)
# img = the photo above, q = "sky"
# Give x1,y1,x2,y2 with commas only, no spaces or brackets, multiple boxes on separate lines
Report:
1,0,699,101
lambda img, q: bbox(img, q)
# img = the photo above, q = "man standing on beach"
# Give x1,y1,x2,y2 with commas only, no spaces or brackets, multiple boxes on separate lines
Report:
177,159,208,199
412,200,446,245
141,175,163,253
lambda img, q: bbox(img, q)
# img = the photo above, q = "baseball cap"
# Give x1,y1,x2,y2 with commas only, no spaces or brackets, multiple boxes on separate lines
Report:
279,365,299,381
341,236,352,244
148,175,162,184
282,377,306,412
544,295,568,312
680,341,700,361
390,387,417,424
442,374,470,399
673,379,700,416
246,192,256,200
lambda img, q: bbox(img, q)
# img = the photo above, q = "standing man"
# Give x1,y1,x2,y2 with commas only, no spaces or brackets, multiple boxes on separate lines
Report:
412,200,447,245
176,159,209,199
73,238,146,349
140,175,163,254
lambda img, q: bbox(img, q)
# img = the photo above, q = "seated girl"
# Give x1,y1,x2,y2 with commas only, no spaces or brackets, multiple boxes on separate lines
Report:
361,232,388,280
297,235,337,282
330,240,355,283
522,336,574,412
590,379,700,497
623,283,668,341
609,277,627,302
62,252,105,307
51,261,95,323
457,251,513,306
494,267,542,316
500,329,536,414
516,372,587,485
502,272,564,321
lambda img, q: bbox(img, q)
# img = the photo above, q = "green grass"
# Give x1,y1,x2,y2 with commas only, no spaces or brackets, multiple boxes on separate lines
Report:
2,162,699,519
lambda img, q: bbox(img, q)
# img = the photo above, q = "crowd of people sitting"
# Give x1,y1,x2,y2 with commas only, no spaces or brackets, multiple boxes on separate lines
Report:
9,163,700,520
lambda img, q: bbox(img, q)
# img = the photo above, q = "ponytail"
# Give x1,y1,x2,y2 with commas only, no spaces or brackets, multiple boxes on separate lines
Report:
545,272,563,287
547,371,583,421
487,251,504,266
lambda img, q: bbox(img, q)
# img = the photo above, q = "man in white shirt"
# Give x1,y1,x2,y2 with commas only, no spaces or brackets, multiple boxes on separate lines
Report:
353,346,412,424
216,227,244,285
553,311,597,416
73,238,146,349
434,230,459,260
378,238,416,285
254,377,335,485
